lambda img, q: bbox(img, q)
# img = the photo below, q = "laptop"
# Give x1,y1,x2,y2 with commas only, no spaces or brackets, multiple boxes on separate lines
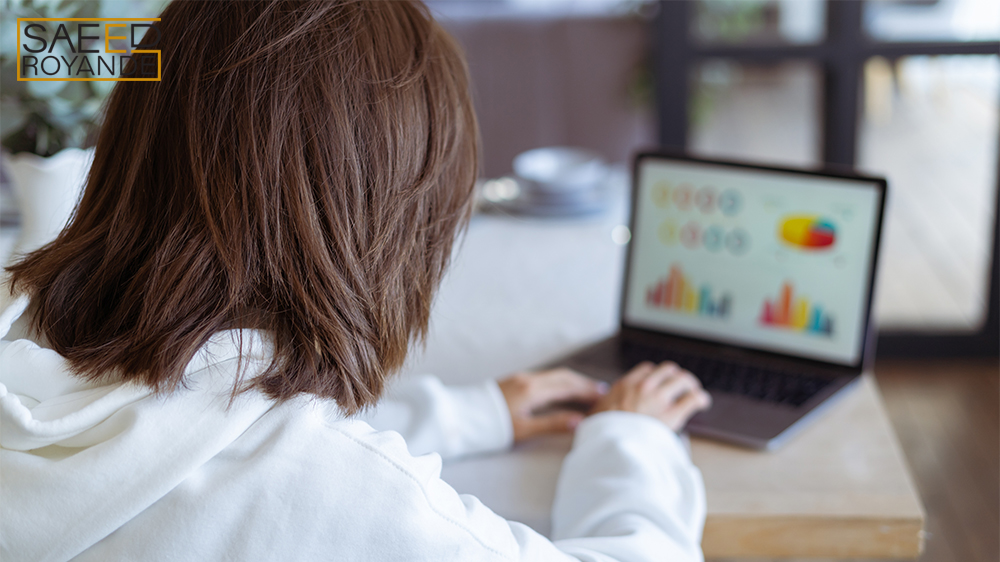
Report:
553,152,887,450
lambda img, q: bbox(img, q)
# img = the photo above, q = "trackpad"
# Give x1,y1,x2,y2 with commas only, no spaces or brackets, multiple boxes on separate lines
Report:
687,393,798,441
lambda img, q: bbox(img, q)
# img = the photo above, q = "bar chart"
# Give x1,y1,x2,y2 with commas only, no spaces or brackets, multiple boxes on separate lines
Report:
646,264,732,318
759,282,834,336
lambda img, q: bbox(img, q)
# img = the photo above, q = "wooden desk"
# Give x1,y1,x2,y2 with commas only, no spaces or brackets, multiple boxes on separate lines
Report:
695,374,925,559
439,373,924,560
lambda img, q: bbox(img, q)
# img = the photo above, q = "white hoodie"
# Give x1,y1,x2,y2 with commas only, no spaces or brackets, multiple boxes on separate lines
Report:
0,294,706,562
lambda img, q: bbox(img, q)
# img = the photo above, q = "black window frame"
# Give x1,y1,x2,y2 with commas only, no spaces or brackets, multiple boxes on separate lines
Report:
651,0,1000,358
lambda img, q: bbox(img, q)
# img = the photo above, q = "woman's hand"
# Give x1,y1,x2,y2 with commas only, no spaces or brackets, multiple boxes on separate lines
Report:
498,368,607,443
591,361,712,432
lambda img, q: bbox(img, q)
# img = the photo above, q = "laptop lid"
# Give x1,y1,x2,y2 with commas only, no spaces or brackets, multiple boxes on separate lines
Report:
621,153,887,370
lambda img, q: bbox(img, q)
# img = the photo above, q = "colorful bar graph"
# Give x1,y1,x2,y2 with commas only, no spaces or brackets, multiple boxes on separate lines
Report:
646,264,731,318
759,282,833,336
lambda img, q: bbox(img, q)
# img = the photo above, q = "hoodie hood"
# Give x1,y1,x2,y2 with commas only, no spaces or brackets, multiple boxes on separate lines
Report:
0,295,277,562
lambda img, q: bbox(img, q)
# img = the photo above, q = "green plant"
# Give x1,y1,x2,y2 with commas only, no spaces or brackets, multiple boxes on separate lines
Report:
0,0,166,156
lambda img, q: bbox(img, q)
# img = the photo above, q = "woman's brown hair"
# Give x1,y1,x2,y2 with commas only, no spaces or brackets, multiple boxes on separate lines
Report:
7,0,478,414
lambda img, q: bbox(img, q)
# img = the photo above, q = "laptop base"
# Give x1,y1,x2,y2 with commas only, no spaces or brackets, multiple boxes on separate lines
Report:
548,334,860,450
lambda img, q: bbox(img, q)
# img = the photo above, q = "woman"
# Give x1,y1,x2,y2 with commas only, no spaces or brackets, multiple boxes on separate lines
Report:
0,1,711,560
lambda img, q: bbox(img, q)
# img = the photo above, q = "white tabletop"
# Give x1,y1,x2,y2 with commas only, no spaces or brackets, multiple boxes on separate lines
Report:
401,171,631,386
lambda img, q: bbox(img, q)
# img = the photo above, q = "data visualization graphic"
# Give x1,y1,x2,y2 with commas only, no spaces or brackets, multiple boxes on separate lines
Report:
780,215,836,250
657,219,751,256
646,264,732,318
650,181,743,217
629,158,881,364
759,282,834,336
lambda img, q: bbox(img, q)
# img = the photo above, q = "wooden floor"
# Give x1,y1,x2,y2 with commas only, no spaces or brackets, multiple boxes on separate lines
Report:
873,359,999,562
712,358,999,562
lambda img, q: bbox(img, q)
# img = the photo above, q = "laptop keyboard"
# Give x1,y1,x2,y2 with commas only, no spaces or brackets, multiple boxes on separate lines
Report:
620,343,832,408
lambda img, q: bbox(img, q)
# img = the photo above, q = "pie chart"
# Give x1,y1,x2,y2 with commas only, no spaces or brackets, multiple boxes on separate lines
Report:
780,215,836,249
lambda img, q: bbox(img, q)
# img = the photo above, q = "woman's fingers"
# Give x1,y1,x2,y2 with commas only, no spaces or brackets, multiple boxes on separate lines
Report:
638,362,683,393
622,361,656,383
661,389,712,431
591,360,711,432
653,370,702,405
502,361,711,441
527,368,606,408
499,368,606,442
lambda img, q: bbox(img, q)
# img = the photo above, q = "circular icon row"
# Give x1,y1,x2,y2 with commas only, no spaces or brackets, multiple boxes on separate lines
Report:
651,182,743,216
659,220,750,255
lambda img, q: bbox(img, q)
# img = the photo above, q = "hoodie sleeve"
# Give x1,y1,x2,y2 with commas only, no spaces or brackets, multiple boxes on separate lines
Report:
550,411,706,561
359,374,514,459
355,375,705,560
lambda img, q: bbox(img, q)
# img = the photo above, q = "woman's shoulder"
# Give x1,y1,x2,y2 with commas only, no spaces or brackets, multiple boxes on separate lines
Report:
255,396,446,487
213,399,518,559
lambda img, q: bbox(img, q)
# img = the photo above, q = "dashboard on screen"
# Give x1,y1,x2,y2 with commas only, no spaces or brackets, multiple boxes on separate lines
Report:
623,157,884,366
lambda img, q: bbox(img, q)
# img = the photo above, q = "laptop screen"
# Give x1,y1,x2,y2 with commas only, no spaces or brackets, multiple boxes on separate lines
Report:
623,156,885,367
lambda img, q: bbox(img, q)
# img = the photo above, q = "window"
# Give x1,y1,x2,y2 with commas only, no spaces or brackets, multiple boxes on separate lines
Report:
653,0,1000,356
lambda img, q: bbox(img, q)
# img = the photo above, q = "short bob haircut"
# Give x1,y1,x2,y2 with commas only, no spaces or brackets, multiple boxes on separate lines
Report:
7,0,479,414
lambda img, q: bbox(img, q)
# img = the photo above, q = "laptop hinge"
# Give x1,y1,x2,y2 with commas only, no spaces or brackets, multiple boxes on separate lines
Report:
618,326,858,378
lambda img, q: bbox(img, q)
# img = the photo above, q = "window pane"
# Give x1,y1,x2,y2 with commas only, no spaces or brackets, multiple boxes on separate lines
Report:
693,0,826,45
689,60,822,167
865,0,1000,42
860,55,999,330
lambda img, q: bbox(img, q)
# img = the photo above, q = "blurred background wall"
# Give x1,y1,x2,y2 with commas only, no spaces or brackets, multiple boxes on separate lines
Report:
434,6,656,178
